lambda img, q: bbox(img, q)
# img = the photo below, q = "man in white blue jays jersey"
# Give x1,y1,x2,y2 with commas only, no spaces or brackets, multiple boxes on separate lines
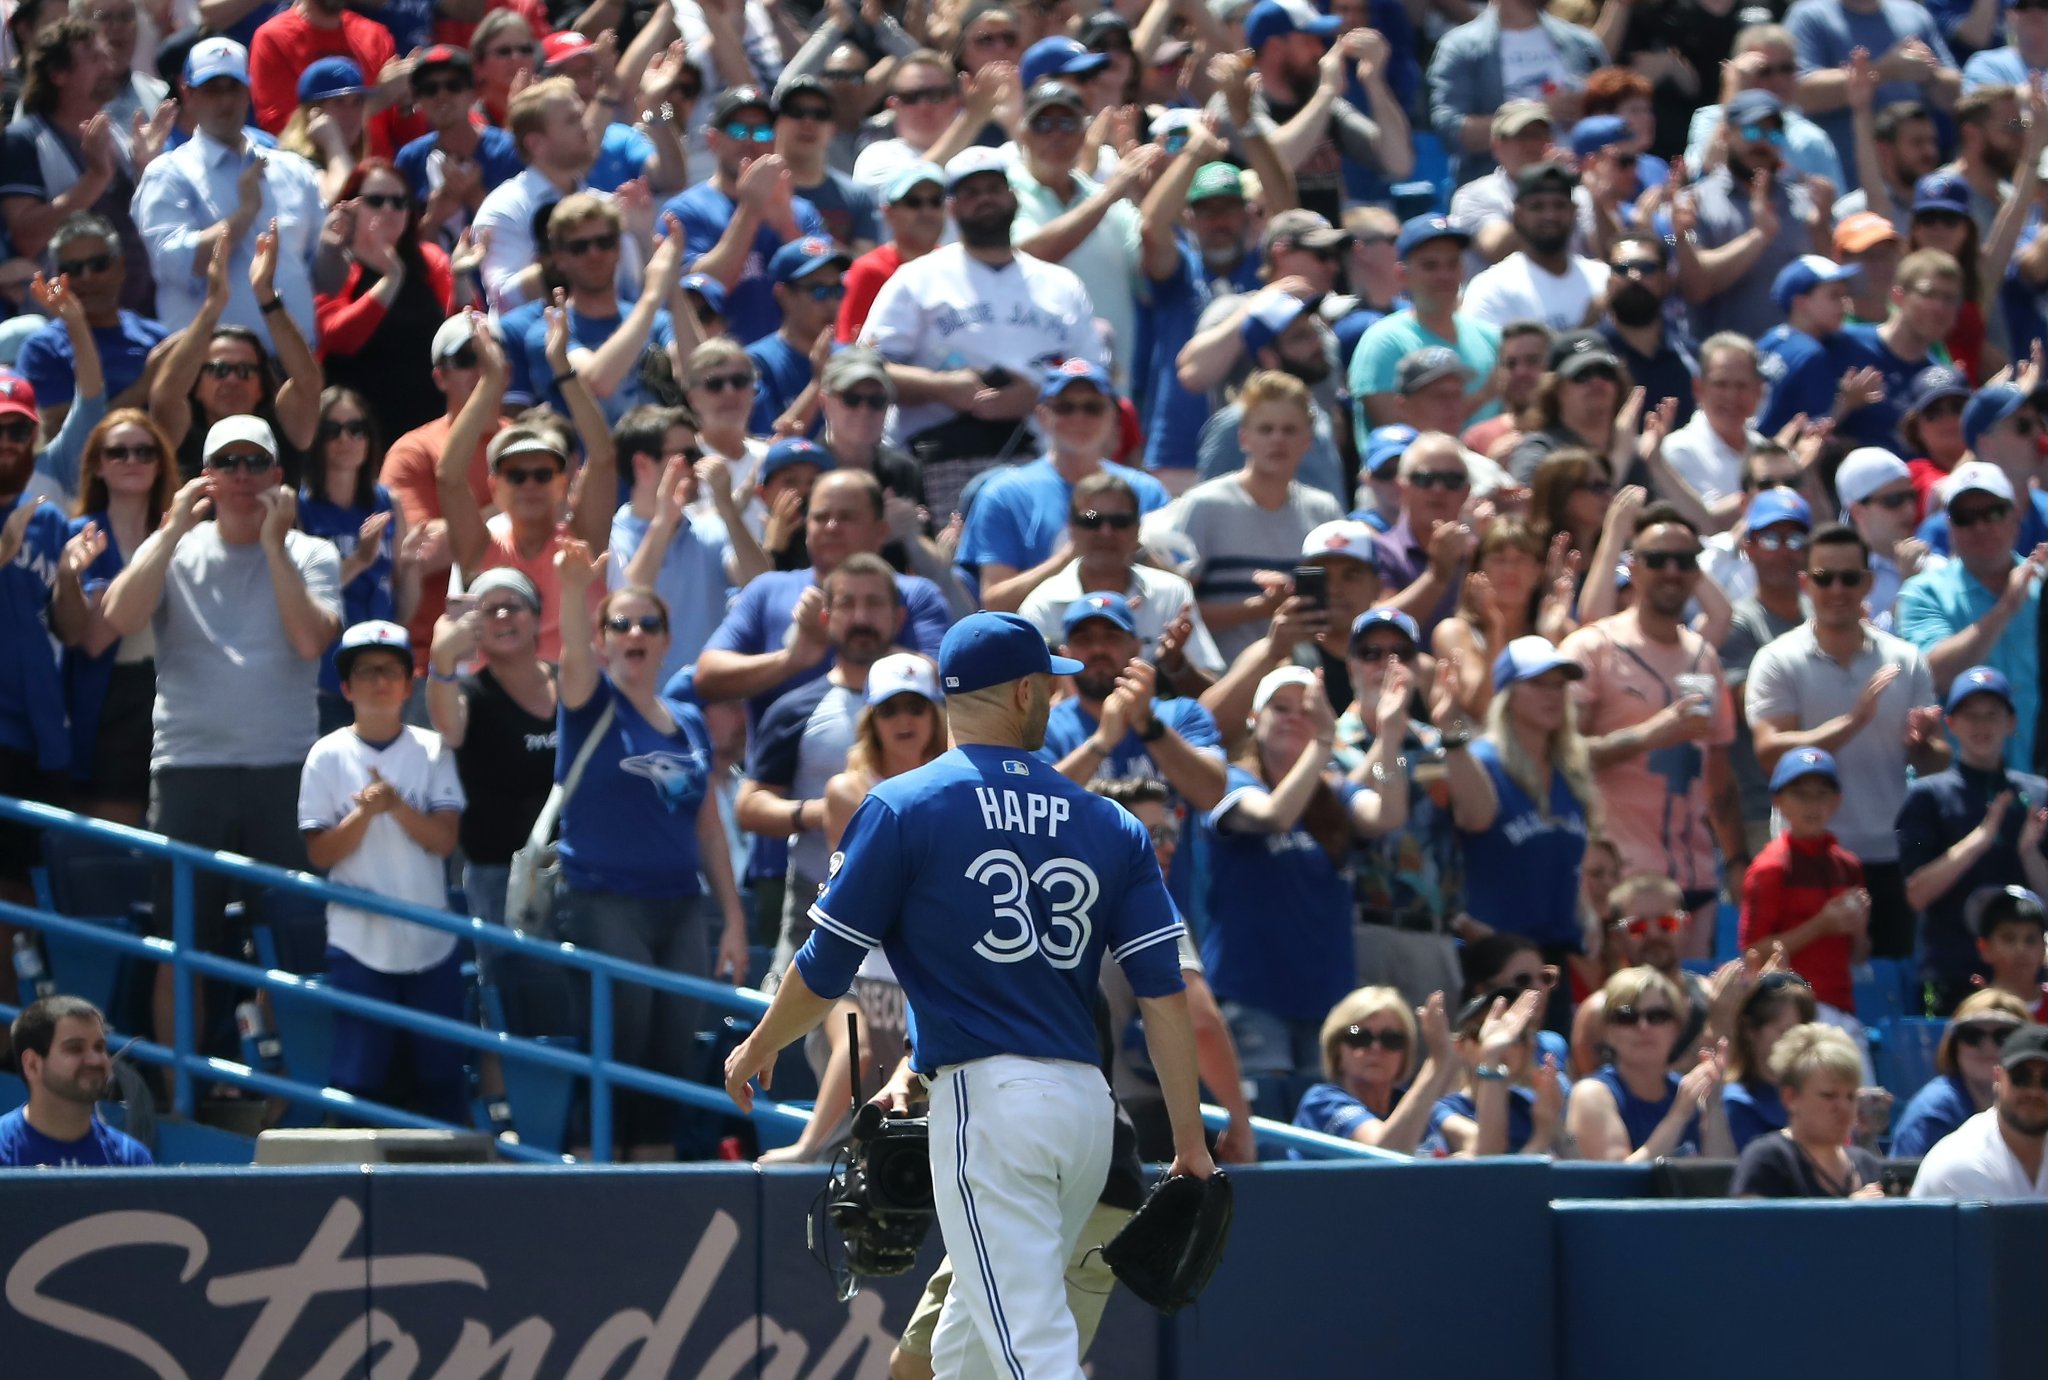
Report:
726,611,1214,1380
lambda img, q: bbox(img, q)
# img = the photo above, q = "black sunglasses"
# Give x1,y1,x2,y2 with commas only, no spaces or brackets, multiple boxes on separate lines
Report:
557,231,620,256
201,360,261,380
321,417,368,440
1636,550,1699,572
1607,1004,1678,1028
498,465,561,486
695,372,754,393
1864,490,1917,510
100,442,161,463
837,390,889,411
443,346,479,370
1029,112,1083,135
358,192,408,211
1340,1026,1409,1052
893,85,956,106
0,418,35,444
56,250,114,277
1952,500,2014,529
895,193,945,211
1406,470,1470,491
1352,645,1414,663
2009,1064,2048,1089
206,451,276,474
1050,399,1110,416
1956,1021,2022,1048
1806,568,1869,588
414,76,471,97
781,104,835,123
605,614,667,634
875,696,933,719
1072,509,1137,530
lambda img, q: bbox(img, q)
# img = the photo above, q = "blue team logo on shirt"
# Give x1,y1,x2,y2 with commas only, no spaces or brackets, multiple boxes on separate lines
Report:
620,750,709,813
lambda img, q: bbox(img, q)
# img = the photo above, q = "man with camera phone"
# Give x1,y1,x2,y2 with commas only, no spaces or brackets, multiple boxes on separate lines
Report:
726,611,1215,1380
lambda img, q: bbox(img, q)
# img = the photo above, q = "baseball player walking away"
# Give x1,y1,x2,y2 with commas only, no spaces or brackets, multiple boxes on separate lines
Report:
726,611,1215,1380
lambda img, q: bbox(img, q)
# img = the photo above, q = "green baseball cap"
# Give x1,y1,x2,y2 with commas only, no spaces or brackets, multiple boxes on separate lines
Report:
1188,162,1245,204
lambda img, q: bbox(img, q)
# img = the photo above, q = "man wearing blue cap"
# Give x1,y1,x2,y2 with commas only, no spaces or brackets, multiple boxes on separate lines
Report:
1042,591,1226,903
1756,253,1891,443
747,235,851,435
1680,89,1828,343
1351,213,1501,430
1914,386,2048,559
957,362,1169,609
1352,424,1416,531
1898,665,2048,1013
1718,485,1818,850
726,608,1212,1380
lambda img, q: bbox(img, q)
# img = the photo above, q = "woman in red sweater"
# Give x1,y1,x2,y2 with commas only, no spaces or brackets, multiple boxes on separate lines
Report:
315,159,465,438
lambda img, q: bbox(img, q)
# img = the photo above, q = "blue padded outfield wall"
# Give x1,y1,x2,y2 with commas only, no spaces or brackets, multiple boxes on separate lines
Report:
0,1160,2039,1378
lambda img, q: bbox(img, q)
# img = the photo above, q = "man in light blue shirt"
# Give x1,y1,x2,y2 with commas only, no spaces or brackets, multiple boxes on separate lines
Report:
129,37,320,351
1961,0,2048,93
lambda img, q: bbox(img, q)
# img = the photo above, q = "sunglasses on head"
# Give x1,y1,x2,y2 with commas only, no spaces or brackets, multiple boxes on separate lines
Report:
206,451,275,474
1751,530,1810,552
100,442,160,463
1607,1003,1679,1028
1612,912,1685,938
1636,549,1699,572
1806,567,1869,589
321,417,368,440
837,389,889,411
1405,470,1470,491
604,614,667,634
895,193,945,211
497,464,561,486
557,231,620,256
893,85,956,106
1072,508,1137,530
695,372,754,394
722,122,775,143
201,360,261,380
1951,499,2014,529
55,250,114,278
414,75,471,97
1051,398,1110,417
875,695,933,720
1340,1026,1409,1052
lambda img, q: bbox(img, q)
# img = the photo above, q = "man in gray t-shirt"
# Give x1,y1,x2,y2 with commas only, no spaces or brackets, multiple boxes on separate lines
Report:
100,417,342,1048
1682,91,1827,343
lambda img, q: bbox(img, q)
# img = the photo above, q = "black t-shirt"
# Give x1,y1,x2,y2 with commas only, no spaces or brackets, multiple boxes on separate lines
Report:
323,259,450,438
1618,0,1789,160
454,665,559,864
1730,1131,1882,1198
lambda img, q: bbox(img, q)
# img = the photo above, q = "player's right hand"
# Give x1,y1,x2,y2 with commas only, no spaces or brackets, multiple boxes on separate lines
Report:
722,1037,775,1113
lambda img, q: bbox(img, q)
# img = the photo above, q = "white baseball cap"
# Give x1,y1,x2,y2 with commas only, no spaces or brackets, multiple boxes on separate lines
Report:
1940,460,2016,508
1301,519,1379,564
1834,447,1913,509
944,147,1011,191
866,653,943,707
430,314,477,365
202,414,277,465
1251,665,1318,714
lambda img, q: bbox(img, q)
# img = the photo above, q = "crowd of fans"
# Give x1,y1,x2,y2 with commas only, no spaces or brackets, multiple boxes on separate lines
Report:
2,0,2048,1194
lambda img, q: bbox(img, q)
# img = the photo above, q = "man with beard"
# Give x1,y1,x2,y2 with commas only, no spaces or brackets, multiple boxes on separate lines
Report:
1596,235,1698,430
1756,255,1892,444
1679,89,1832,343
1913,1024,2048,1199
1192,289,1347,505
247,0,396,136
1464,162,1612,334
738,554,911,976
1176,208,1349,422
858,147,1103,521
1834,97,1942,238
1937,84,2022,241
1560,504,1747,957
0,997,152,1166
1042,592,1226,913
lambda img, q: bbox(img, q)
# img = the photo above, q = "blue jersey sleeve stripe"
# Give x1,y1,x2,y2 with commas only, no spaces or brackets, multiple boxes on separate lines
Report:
1111,924,1185,962
1207,783,1264,828
807,904,881,948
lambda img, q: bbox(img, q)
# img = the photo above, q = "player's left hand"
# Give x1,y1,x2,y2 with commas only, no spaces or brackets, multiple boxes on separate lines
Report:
1168,1142,1216,1180
723,1037,775,1113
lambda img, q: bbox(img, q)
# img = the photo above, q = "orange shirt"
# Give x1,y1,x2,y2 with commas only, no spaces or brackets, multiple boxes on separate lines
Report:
379,412,507,656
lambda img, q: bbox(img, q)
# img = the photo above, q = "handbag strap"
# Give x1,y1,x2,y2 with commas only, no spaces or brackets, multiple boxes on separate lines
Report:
526,699,616,850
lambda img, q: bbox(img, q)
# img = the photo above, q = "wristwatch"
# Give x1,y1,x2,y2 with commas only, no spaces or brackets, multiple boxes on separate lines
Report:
1440,724,1474,750
1138,717,1167,743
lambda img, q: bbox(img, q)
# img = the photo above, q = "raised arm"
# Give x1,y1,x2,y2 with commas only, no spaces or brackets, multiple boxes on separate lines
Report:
147,222,237,451
252,220,324,452
554,537,606,710
434,315,509,574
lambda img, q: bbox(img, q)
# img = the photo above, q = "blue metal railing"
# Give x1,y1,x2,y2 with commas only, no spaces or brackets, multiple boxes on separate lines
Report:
0,796,1393,1164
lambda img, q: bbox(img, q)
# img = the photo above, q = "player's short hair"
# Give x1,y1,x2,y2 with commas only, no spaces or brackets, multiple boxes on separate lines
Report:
10,994,103,1066
1318,986,1418,1083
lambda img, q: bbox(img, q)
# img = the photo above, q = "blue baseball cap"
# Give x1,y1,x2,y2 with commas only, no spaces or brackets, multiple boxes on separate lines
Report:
1963,384,2030,450
1040,357,1114,402
185,35,249,87
1947,665,2016,715
1770,254,1861,310
680,272,726,316
1913,172,1972,219
940,612,1083,693
1240,287,1309,357
1365,423,1417,477
758,436,836,483
1491,635,1584,693
1020,35,1109,88
1768,746,1840,793
769,234,851,284
1725,88,1783,128
1244,0,1340,51
1904,364,1970,418
1063,591,1138,638
1349,607,1419,649
1746,486,1811,532
1395,214,1471,261
1569,114,1631,159
298,56,365,104
885,161,944,204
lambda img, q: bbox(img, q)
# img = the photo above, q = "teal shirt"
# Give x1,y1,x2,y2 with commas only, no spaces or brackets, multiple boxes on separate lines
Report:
1346,310,1501,456
1895,562,2039,771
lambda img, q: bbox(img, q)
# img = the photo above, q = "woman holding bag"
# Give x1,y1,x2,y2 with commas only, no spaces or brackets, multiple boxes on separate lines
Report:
551,539,749,1159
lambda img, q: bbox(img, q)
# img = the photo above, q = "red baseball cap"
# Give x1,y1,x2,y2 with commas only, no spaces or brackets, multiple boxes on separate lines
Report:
541,32,595,69
0,370,39,422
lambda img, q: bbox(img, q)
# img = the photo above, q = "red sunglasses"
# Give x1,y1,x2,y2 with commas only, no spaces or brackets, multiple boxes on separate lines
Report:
1610,912,1685,938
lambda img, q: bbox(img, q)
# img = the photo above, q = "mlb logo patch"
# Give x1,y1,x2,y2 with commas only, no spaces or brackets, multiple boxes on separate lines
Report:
945,676,960,688
1003,761,1029,776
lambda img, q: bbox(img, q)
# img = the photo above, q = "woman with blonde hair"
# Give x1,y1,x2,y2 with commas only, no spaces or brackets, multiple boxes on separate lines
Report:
760,653,947,1165
1292,985,1456,1153
1432,517,1576,718
1434,636,1597,1031
1890,988,2032,1157
1568,965,1735,1162
1730,1023,1885,1197
279,59,373,205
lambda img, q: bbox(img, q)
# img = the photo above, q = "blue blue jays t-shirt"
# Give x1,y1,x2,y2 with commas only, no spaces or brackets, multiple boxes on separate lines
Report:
0,1106,153,1166
794,168,880,249
17,311,165,409
1202,764,1361,1022
664,182,827,344
795,744,1186,1071
395,124,525,207
554,677,714,897
0,495,71,769
1723,1077,1787,1152
1293,1080,1388,1139
520,300,674,427
297,483,396,696
956,457,1171,578
1456,738,1588,949
746,331,813,437
588,123,655,195
1756,323,1890,443
1837,322,1928,450
1423,1086,1537,1155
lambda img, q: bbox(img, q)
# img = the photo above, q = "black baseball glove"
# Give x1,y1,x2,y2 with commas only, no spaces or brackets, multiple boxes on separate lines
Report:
1100,1169,1234,1314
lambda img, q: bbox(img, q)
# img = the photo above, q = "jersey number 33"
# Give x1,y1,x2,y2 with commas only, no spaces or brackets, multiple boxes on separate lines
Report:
965,848,1098,969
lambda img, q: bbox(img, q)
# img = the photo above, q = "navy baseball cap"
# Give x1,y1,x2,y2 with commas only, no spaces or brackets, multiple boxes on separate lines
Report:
1968,884,2047,941
1492,635,1584,692
680,272,726,316
1963,385,2030,450
1040,357,1114,402
1241,288,1309,356
940,612,1083,692
298,56,365,104
1771,254,1861,311
1350,607,1419,649
1569,114,1631,158
1395,214,1470,260
335,619,412,677
1021,35,1108,88
758,437,836,483
1063,591,1138,638
1365,423,1417,476
1904,365,1970,418
1913,172,1971,218
1947,665,2015,715
1746,487,1811,532
1725,88,1783,128
769,235,850,284
1244,0,1340,50
1768,746,1839,793
2001,1024,2048,1070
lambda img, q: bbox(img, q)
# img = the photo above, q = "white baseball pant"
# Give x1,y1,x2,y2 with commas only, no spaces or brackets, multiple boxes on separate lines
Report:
925,1054,1114,1380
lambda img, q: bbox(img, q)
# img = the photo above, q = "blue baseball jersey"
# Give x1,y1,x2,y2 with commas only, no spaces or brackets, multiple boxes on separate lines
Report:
795,743,1186,1072
1756,323,1890,444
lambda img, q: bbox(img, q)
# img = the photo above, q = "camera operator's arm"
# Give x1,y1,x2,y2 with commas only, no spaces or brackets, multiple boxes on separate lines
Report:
724,964,839,1111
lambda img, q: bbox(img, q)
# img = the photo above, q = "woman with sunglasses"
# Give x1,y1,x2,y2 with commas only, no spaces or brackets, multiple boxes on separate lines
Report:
1730,1023,1885,1197
1721,969,1819,1152
1295,985,1457,1153
314,160,462,439
1899,366,1971,520
552,539,749,1159
299,388,425,732
1426,987,1566,1158
1432,518,1574,719
152,222,321,485
1890,988,2032,1158
1505,340,1645,489
1567,965,1734,1162
60,410,176,826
